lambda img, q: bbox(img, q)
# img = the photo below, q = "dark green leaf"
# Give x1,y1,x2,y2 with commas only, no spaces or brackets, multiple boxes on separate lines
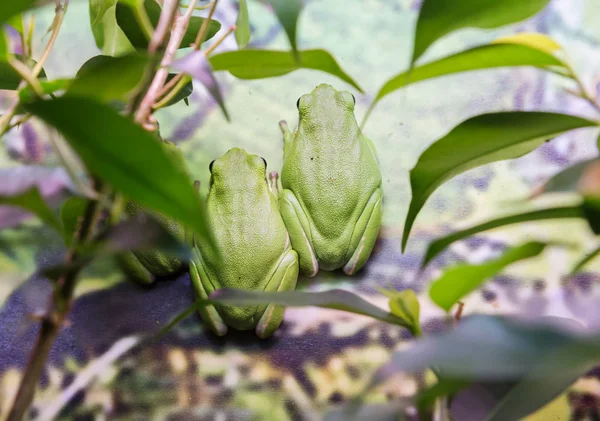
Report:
581,196,600,234
68,53,149,102
19,78,71,103
0,30,7,60
0,187,62,233
210,49,363,92
0,0,39,25
209,288,413,329
163,73,193,107
60,196,88,246
0,56,46,90
422,206,584,268
570,244,600,274
429,241,547,312
365,38,567,124
25,96,210,240
90,0,134,56
171,51,229,120
235,0,250,48
115,0,221,49
264,0,303,56
412,0,551,64
7,14,25,34
401,112,596,251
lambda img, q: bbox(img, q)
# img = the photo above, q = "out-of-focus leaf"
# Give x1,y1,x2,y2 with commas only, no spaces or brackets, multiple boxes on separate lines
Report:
68,53,148,102
378,287,421,335
533,158,600,197
25,96,210,240
0,187,62,233
171,51,229,120
235,0,250,48
570,244,600,274
0,56,46,90
264,0,303,56
209,288,413,329
7,14,25,34
210,49,363,92
412,0,551,64
0,30,8,60
422,206,584,268
402,112,596,251
115,0,221,49
91,0,134,56
324,403,408,421
429,242,547,312
18,78,71,103
365,35,567,124
60,195,88,246
581,196,600,234
163,73,193,107
0,0,39,25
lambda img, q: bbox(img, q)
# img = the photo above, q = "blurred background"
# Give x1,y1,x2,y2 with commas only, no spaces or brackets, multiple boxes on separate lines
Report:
2,0,600,419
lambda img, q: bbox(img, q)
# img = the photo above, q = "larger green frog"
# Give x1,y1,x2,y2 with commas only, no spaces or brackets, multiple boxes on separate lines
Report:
278,84,383,276
190,148,299,338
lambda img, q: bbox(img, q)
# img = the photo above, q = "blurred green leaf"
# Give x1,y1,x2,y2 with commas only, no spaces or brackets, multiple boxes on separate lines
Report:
171,51,229,120
378,287,421,335
264,0,303,56
0,187,62,233
365,36,567,124
91,0,134,56
581,196,600,234
422,206,584,268
7,14,25,34
402,112,596,251
60,195,88,246
163,73,193,107
68,53,148,102
18,78,71,103
412,0,551,64
209,288,413,329
429,241,547,312
210,49,363,92
115,0,221,49
0,0,38,25
533,158,599,197
235,0,250,48
0,30,7,61
570,244,600,274
0,56,46,90
25,96,210,240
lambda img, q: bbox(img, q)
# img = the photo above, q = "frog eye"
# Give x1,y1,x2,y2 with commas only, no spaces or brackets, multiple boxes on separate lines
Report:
261,157,267,169
351,94,356,105
209,160,215,173
296,97,301,109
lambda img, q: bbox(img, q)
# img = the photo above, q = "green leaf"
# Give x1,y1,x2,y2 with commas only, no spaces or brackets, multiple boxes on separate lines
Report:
378,287,421,335
115,0,221,49
89,0,116,48
93,1,134,56
235,0,250,48
209,288,413,329
581,196,600,234
401,112,597,251
0,0,38,25
430,242,547,312
171,51,229,120
422,206,584,268
365,36,567,123
24,96,210,240
18,78,71,103
210,49,363,92
68,53,148,102
264,0,303,56
7,14,25,34
0,30,8,61
0,56,46,90
60,196,88,246
534,158,600,197
412,0,551,64
163,73,193,107
570,244,600,274
0,187,62,233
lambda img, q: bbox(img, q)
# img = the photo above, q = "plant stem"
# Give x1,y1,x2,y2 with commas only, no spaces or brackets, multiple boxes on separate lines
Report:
6,184,105,421
193,0,219,48
203,24,235,55
8,58,45,96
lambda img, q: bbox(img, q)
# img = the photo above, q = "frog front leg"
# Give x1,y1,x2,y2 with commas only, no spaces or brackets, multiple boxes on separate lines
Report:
116,252,155,285
189,246,228,336
343,188,383,275
256,247,299,338
279,189,319,277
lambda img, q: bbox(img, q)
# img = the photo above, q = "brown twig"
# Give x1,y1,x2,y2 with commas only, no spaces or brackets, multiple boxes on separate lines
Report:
193,0,219,48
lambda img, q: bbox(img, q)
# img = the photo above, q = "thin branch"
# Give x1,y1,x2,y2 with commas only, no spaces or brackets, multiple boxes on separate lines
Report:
203,24,235,55
8,58,45,97
193,0,219,48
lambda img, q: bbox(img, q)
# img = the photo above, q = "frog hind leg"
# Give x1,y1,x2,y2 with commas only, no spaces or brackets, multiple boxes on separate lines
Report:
343,188,382,275
189,247,227,336
116,252,156,285
255,248,299,339
279,189,319,277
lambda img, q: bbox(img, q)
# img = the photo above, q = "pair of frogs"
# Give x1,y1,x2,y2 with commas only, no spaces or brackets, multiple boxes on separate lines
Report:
121,84,383,338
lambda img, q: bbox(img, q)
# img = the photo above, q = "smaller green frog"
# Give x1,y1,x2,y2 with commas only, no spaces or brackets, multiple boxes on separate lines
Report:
190,148,299,338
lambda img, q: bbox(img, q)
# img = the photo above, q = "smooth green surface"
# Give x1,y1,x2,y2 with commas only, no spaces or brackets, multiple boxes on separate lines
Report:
264,0,303,55
235,0,250,48
89,0,134,55
402,112,597,250
412,0,551,64
0,187,62,233
60,195,88,246
538,158,600,196
429,241,547,312
209,49,363,92
378,288,421,335
190,148,298,338
25,96,210,240
0,0,37,25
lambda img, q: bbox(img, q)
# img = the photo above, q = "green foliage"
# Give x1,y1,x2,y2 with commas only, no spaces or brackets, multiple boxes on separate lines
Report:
378,287,421,336
24,96,211,240
209,49,363,92
0,0,38,25
402,112,596,251
429,241,547,312
571,244,600,274
209,288,414,330
0,57,46,90
422,206,584,267
115,0,221,49
163,73,193,107
264,0,303,57
235,0,250,48
0,187,62,233
89,0,134,56
60,196,88,246
412,0,551,64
